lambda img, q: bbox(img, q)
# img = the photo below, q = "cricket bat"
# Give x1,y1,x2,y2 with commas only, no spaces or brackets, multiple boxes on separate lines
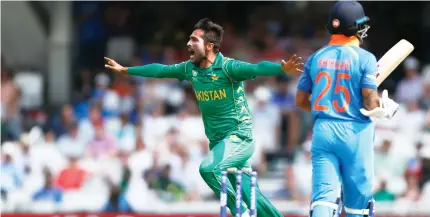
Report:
375,39,415,87
360,39,414,118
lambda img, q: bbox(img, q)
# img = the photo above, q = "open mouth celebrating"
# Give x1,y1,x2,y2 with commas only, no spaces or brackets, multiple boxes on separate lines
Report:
188,49,195,59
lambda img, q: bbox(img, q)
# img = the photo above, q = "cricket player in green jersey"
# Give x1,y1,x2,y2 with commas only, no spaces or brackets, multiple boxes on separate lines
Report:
105,18,303,217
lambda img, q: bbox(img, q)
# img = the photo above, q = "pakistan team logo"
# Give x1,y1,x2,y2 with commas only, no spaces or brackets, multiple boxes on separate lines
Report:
192,70,198,76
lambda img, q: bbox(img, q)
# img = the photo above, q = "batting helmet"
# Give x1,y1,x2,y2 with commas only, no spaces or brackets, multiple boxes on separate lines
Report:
326,1,370,39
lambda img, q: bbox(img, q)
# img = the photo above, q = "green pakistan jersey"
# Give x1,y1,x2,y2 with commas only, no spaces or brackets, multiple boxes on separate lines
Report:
128,53,285,144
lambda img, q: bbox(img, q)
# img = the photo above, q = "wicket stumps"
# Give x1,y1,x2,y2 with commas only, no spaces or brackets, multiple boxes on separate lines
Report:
220,168,257,217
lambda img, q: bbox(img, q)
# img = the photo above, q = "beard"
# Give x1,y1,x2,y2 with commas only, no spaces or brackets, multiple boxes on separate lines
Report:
190,50,206,65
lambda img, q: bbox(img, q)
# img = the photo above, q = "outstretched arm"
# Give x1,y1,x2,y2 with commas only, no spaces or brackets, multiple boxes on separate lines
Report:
224,55,303,82
104,57,188,80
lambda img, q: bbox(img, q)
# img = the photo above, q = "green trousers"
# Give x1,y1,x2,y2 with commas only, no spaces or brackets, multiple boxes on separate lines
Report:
199,135,284,217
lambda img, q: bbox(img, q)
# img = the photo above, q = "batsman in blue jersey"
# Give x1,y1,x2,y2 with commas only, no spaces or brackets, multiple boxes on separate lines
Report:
295,2,400,217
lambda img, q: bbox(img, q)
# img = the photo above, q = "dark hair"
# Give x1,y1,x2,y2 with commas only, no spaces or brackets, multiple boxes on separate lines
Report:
194,18,224,53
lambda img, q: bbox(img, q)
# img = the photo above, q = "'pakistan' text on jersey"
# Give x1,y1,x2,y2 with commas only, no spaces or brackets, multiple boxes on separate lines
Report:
128,53,285,144
297,36,378,123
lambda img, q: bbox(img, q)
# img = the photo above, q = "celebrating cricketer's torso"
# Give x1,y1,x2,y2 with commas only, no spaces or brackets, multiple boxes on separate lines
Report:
184,57,253,144
127,52,285,145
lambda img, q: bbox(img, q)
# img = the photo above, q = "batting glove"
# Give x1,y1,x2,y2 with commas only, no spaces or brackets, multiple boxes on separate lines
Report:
360,90,399,119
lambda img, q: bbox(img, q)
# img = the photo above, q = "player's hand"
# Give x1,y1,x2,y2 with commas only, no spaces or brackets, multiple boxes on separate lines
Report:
360,90,399,119
281,54,304,75
379,89,399,119
104,57,127,75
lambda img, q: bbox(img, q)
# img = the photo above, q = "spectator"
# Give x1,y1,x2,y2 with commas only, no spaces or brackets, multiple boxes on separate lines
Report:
374,138,405,179
91,73,122,120
127,135,153,179
86,123,118,159
141,103,171,151
419,80,430,110
17,133,46,193
155,127,181,166
397,101,426,138
425,109,430,133
177,148,209,201
48,104,76,139
54,156,87,191
373,178,396,202
103,177,131,213
32,168,62,206
422,64,430,83
111,73,134,98
398,170,422,202
114,113,136,153
397,145,424,202
92,73,109,101
271,164,293,201
1,143,24,196
146,164,186,202
78,104,103,144
31,128,66,175
57,122,87,159
249,86,281,172
170,106,206,158
1,70,22,141
271,77,300,154
418,143,430,194
396,57,423,103
424,108,430,133
288,140,312,204
407,142,425,190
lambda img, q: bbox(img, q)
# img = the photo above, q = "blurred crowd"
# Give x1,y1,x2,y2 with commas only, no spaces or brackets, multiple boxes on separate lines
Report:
2,1,430,214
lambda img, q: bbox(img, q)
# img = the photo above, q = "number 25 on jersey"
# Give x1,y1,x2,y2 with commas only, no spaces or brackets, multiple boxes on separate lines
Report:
313,72,351,113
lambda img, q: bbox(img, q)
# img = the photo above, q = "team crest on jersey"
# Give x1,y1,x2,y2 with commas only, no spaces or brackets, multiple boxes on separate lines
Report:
229,135,239,141
192,70,198,76
211,74,219,81
332,19,340,28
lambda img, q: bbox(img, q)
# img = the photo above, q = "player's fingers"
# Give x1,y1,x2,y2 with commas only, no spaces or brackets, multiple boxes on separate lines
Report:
290,54,297,60
290,54,299,63
296,62,304,68
104,64,114,70
296,68,304,73
104,57,113,62
293,56,303,65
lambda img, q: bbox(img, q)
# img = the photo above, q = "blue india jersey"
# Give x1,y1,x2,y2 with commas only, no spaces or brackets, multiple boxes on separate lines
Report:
297,40,378,123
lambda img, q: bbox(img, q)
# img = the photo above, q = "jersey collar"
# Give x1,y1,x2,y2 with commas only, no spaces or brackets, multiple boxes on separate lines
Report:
193,52,224,69
212,52,224,69
329,34,360,46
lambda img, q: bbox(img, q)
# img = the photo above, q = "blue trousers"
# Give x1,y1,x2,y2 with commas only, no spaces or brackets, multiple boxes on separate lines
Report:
311,119,375,217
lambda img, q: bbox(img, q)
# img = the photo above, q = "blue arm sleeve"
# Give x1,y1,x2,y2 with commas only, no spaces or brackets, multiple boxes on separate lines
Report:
360,54,378,90
297,56,313,93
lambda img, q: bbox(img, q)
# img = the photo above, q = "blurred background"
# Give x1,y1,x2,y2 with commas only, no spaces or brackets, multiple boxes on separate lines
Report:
1,1,430,216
